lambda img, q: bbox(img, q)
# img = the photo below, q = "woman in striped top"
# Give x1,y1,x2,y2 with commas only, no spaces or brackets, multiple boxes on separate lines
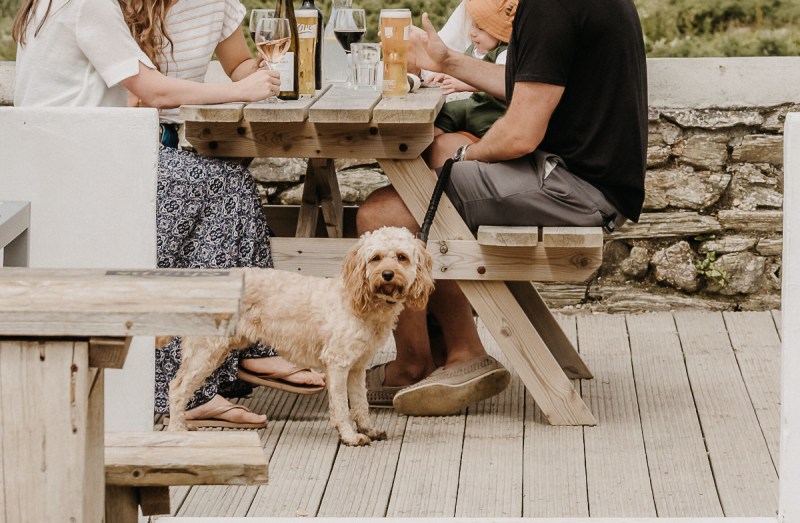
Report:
122,0,326,429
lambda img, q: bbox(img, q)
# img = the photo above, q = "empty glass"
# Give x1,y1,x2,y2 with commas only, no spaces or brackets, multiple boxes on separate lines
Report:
350,43,381,90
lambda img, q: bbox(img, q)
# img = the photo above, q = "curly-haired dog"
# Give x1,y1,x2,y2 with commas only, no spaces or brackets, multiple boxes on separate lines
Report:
167,226,435,446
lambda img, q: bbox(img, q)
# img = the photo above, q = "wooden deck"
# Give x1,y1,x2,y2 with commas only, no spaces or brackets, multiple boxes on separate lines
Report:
156,310,781,519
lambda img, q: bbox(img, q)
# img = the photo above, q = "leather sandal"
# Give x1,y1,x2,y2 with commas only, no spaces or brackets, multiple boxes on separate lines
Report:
163,403,267,429
366,362,405,408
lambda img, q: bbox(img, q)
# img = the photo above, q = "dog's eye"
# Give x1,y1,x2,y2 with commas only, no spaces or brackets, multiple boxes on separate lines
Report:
370,254,381,262
397,253,408,262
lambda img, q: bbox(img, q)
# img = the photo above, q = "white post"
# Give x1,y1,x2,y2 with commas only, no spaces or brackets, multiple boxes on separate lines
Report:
779,113,800,523
0,107,159,432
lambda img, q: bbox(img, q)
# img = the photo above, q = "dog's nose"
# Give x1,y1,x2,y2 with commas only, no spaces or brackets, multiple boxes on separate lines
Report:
382,270,394,282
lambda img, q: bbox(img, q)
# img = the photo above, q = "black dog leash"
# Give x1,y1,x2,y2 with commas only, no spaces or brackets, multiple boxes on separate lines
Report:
416,158,455,245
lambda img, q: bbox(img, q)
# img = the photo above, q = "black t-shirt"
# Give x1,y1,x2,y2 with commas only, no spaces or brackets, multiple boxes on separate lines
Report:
505,0,648,222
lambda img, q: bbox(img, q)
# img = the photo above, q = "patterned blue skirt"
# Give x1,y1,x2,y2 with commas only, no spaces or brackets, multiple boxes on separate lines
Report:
154,146,276,413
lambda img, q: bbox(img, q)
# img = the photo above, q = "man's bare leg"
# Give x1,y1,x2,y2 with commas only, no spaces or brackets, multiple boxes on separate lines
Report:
357,181,487,388
357,186,436,387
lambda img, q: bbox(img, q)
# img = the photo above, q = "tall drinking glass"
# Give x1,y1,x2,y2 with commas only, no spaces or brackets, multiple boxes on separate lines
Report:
379,8,411,97
333,8,366,86
255,17,291,102
296,8,319,97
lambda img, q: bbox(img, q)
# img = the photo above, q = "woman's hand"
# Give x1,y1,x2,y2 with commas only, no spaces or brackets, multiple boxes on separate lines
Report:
234,69,281,101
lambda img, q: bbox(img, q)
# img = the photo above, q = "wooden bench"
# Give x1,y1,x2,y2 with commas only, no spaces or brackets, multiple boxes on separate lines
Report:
0,268,248,521
105,431,268,522
0,201,30,267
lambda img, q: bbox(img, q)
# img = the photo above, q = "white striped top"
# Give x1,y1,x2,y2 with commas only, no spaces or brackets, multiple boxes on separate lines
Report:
158,0,247,122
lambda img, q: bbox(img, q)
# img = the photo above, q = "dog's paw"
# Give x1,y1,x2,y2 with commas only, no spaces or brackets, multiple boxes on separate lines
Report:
341,433,372,446
358,428,387,441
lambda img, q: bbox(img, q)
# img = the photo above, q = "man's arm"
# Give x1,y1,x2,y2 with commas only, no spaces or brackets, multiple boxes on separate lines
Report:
463,81,564,162
411,14,506,99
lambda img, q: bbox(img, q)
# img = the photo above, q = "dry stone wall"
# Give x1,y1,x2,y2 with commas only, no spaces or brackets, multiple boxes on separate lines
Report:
2,58,795,312
253,103,792,313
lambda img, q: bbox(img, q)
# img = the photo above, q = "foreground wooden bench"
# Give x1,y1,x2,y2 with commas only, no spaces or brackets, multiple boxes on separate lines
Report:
105,432,268,522
0,268,246,522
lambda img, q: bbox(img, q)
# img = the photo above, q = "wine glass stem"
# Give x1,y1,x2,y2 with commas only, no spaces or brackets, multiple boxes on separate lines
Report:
346,52,353,86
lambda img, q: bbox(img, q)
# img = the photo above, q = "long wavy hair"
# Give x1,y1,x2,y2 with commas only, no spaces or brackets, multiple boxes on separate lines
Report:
118,0,176,72
12,0,51,45
14,0,175,71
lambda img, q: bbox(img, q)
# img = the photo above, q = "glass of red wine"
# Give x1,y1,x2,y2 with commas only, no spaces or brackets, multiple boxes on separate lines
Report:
333,8,366,86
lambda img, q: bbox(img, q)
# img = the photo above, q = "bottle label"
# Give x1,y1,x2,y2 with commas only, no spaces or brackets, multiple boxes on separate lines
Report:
298,23,317,38
275,51,295,91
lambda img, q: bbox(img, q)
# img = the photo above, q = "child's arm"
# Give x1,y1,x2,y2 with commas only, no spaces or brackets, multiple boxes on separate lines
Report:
440,75,477,94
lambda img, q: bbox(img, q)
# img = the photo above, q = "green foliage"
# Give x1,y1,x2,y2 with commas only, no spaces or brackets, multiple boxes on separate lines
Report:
635,0,800,56
242,0,460,42
1,0,799,60
696,251,728,286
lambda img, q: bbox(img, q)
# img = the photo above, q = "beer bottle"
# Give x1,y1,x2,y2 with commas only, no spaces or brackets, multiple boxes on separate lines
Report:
299,0,323,90
275,0,300,100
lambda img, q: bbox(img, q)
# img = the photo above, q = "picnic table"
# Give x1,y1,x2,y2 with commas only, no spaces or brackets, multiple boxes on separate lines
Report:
181,86,600,426
0,268,267,522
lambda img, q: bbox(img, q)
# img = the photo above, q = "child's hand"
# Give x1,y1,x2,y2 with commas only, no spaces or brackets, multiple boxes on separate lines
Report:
440,75,477,94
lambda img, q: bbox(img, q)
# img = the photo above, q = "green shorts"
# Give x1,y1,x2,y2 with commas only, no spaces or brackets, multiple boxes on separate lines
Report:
434,97,506,138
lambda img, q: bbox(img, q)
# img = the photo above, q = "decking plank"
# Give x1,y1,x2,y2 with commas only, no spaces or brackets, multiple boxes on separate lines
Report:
174,390,298,517
722,310,782,467
246,391,340,517
771,309,781,339
626,313,722,516
455,323,524,517
577,314,656,517
523,314,588,517
386,415,464,517
674,311,779,516
317,345,408,517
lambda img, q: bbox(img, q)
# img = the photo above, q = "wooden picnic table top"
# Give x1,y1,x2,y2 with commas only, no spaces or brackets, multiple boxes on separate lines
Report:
180,85,446,125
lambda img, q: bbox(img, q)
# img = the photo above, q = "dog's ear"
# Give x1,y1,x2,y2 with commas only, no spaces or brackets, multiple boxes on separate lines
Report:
341,239,372,315
405,239,435,310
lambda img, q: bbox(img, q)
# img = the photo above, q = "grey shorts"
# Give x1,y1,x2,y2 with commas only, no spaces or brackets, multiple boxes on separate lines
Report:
442,150,624,234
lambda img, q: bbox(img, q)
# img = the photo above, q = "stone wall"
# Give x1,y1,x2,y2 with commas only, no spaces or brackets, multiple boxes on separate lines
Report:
4,58,799,312
252,103,790,313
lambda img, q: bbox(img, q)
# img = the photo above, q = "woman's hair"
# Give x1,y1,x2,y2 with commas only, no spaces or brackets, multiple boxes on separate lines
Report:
12,0,52,45
13,0,175,69
118,0,176,72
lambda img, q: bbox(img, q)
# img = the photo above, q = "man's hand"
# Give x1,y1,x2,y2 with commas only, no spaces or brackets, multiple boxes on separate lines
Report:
408,13,452,74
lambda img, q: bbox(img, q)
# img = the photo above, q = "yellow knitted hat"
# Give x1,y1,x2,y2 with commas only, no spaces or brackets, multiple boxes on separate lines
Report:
466,0,518,43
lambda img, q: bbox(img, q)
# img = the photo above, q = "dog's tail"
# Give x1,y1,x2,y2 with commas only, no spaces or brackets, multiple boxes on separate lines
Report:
416,158,454,245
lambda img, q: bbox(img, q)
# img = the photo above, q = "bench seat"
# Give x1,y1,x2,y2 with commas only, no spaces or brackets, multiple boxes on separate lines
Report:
105,431,268,522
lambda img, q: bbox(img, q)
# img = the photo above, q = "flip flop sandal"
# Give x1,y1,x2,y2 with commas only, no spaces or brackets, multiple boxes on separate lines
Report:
366,362,406,408
163,403,267,429
238,366,326,395
392,355,511,416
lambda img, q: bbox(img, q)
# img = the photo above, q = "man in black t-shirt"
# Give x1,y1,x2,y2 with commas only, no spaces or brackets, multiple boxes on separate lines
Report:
358,0,648,416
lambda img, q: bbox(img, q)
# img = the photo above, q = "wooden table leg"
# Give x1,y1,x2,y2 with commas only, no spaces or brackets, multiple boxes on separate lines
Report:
379,157,596,425
297,158,343,238
505,281,593,379
105,486,140,523
0,339,105,521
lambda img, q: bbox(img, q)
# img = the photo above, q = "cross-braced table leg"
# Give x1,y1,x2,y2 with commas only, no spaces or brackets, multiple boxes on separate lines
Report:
379,157,596,426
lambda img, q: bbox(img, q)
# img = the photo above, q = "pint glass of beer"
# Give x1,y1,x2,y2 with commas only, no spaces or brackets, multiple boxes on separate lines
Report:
296,9,319,97
379,8,411,97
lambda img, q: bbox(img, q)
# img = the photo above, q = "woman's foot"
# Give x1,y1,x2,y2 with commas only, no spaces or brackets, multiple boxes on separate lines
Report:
240,355,325,388
185,394,266,426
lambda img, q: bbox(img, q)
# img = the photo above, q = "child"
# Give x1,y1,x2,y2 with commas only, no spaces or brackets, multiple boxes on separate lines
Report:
432,0,517,139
